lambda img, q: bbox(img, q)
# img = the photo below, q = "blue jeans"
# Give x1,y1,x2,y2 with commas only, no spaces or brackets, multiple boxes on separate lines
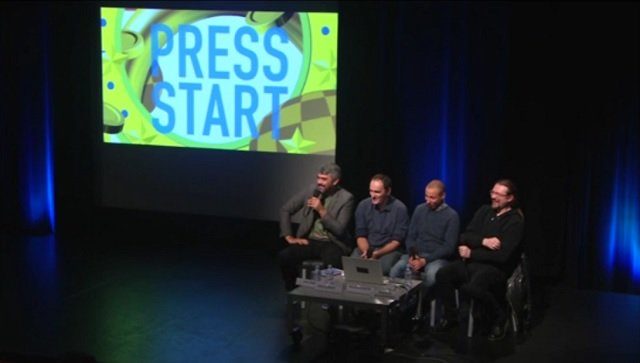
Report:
390,255,449,289
350,248,402,276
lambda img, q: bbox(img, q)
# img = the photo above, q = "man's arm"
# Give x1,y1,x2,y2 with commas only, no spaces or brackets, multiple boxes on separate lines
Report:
389,202,409,248
356,237,370,256
318,191,355,239
424,211,460,261
404,204,422,253
403,206,423,269
469,214,524,264
354,200,370,254
279,187,310,238
372,240,401,259
373,202,409,258
460,205,491,248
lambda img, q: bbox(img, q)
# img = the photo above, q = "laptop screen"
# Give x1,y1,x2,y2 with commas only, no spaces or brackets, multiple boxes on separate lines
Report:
341,256,385,284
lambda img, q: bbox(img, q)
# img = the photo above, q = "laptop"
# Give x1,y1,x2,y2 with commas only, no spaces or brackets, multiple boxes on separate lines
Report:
341,256,387,285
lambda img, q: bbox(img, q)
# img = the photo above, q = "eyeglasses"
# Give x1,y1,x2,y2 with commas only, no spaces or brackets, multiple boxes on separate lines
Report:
489,190,510,197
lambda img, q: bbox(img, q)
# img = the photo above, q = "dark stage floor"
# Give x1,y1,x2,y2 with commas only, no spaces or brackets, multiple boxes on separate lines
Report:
1,233,639,363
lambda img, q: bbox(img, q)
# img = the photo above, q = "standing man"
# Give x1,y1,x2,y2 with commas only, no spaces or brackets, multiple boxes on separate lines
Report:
390,179,460,293
278,163,354,291
352,174,409,275
434,179,524,341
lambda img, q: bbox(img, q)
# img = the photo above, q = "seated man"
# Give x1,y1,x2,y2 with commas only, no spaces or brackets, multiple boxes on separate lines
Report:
351,174,408,275
277,163,354,291
434,179,524,341
390,179,459,293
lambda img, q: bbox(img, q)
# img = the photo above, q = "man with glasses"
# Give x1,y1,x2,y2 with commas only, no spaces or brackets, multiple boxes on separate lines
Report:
434,179,524,341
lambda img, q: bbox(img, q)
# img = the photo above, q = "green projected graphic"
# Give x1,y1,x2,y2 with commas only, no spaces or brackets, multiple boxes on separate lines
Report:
101,8,338,155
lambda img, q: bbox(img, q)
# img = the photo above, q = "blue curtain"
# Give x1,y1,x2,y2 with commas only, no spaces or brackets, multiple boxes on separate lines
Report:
393,2,509,222
0,5,55,234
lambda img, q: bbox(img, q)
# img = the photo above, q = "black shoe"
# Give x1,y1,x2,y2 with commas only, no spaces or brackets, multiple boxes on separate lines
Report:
432,318,458,333
290,324,303,348
411,315,431,334
488,319,509,341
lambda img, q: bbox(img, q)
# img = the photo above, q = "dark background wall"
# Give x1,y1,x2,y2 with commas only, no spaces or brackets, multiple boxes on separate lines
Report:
1,1,638,294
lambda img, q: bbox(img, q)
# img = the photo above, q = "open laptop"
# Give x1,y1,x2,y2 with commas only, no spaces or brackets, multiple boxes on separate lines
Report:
341,256,387,285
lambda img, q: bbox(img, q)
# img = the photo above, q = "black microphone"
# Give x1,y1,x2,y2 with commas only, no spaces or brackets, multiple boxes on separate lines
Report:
409,246,418,259
460,244,470,281
366,247,375,258
304,188,322,216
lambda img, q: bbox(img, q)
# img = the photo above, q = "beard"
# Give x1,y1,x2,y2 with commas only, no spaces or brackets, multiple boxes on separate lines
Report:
492,200,503,211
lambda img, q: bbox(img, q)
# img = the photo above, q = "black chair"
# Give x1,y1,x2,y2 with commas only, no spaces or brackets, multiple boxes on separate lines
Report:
506,252,532,334
466,252,532,337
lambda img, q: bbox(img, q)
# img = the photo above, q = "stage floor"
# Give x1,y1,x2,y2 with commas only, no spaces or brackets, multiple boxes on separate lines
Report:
1,234,639,363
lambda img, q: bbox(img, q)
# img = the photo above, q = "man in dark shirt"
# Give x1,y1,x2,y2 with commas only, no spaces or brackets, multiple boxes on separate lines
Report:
390,179,459,292
351,174,409,275
434,179,524,341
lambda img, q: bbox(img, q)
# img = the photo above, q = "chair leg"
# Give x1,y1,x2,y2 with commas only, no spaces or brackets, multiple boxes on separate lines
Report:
467,299,475,338
510,307,519,333
414,288,424,319
300,269,307,309
430,299,437,327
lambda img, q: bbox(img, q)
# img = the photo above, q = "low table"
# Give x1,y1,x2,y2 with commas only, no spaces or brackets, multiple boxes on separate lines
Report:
287,276,423,348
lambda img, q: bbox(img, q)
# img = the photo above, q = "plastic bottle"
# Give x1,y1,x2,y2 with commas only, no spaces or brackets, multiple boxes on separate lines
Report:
311,264,321,281
324,264,333,280
404,264,414,280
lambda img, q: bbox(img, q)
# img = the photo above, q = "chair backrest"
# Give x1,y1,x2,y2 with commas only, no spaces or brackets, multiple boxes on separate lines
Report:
506,253,532,331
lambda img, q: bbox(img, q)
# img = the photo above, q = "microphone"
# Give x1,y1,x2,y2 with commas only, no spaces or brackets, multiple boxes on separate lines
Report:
459,244,470,281
304,188,322,216
408,246,419,274
366,247,375,258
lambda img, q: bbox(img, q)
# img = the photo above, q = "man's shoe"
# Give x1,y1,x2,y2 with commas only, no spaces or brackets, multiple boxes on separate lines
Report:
432,318,458,333
488,319,509,341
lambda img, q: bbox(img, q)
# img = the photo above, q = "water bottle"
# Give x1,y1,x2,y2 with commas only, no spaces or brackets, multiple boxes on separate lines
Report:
311,264,321,281
404,264,413,280
324,264,334,280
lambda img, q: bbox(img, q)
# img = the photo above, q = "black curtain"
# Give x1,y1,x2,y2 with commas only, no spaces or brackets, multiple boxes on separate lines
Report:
336,1,639,294
1,1,638,294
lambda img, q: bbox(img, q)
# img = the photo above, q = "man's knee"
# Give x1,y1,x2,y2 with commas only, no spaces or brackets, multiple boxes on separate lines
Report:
423,267,439,288
379,252,401,276
321,245,344,267
277,245,301,267
276,247,288,264
389,256,407,278
424,260,447,285
435,264,453,283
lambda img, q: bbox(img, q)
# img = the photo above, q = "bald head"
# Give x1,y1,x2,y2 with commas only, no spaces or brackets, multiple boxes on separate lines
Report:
424,179,446,210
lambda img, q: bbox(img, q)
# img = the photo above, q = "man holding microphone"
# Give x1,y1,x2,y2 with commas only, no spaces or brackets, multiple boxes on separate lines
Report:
277,163,354,291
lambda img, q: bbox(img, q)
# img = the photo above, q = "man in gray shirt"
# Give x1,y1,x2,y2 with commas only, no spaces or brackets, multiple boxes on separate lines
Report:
278,163,354,291
352,174,409,275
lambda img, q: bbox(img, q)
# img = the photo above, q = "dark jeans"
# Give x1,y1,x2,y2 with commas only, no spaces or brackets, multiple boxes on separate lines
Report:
277,239,346,291
435,260,508,324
